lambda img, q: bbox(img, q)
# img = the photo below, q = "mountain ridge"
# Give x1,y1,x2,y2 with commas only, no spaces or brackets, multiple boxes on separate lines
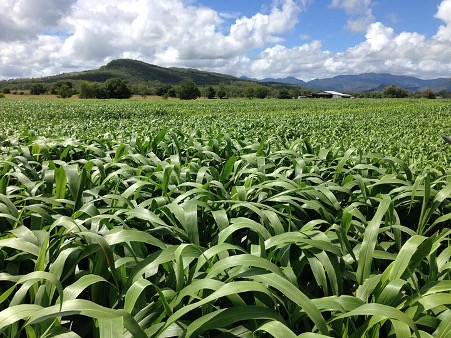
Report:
255,72,450,92
6,59,242,86
2,59,451,92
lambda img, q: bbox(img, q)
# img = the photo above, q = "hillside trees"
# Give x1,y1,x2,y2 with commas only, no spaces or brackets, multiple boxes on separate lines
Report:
155,84,174,97
30,83,48,95
277,89,291,99
204,86,216,99
216,84,227,99
244,85,270,99
78,81,102,99
77,78,131,99
419,88,436,99
51,81,75,98
382,84,410,98
104,77,132,99
176,79,201,100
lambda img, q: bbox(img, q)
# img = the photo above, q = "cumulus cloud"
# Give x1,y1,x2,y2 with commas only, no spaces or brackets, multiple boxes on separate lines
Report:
330,0,375,32
251,17,450,81
229,0,301,49
239,0,451,80
0,0,451,81
0,0,306,77
0,0,74,41
435,0,451,23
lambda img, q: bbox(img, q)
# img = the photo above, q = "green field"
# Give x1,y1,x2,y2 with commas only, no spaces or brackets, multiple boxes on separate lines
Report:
1,98,451,337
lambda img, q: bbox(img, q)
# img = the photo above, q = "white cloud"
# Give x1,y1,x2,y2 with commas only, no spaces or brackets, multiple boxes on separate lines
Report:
435,0,451,24
0,0,305,78
330,0,375,32
0,0,74,41
330,0,371,14
0,0,451,81
249,41,330,80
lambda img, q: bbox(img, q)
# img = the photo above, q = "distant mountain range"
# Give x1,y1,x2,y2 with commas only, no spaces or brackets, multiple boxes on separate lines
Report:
247,73,451,92
3,59,451,92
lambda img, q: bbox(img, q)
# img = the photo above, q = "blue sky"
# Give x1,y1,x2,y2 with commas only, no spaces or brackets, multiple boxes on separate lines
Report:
0,0,450,80
198,0,442,51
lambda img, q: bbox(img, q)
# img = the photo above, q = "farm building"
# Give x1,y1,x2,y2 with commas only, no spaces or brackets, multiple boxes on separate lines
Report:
312,90,354,98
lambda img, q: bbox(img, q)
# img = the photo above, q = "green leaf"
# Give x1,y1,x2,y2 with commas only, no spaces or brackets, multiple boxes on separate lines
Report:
126,207,168,227
98,317,123,338
185,306,284,337
0,238,40,256
157,281,273,335
333,303,419,337
255,321,298,338
389,235,427,282
124,278,152,313
27,299,146,338
252,273,329,335
418,183,451,235
104,229,166,249
220,156,237,181
183,199,199,246
435,310,451,338
211,209,229,231
357,194,391,285
16,271,64,308
62,274,107,301
206,254,285,279
113,143,128,161
0,304,43,331
418,293,451,311
218,217,272,243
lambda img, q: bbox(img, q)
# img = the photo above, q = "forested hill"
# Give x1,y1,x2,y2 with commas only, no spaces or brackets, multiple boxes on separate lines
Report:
19,59,242,85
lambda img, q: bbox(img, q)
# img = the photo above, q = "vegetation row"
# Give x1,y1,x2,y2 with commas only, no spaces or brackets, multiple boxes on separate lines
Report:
0,99,450,337
1,79,449,100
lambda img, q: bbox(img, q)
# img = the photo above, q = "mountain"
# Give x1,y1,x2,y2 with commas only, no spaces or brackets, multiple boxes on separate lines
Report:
255,76,307,86
21,59,242,85
257,73,451,92
3,59,451,92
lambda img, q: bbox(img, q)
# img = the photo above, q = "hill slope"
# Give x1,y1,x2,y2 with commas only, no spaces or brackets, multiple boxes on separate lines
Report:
30,59,242,85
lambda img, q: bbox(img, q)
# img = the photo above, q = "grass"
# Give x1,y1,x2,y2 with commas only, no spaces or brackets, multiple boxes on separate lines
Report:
0,98,451,337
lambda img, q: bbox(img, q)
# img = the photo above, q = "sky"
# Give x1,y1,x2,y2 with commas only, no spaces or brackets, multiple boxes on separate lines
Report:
0,0,450,81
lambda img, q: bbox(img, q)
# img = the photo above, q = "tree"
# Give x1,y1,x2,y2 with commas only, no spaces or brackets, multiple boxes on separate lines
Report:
103,77,132,99
156,84,173,96
130,83,150,98
216,84,227,99
437,90,451,99
244,86,256,99
30,83,47,95
176,80,200,100
420,88,436,99
51,81,75,98
205,86,216,99
255,86,270,99
382,84,409,98
78,81,101,99
277,89,291,99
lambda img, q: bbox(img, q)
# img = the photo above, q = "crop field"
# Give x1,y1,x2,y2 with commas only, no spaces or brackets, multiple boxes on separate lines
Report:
1,98,451,337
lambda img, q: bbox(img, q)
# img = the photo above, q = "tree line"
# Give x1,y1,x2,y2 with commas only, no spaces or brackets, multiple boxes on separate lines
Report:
1,78,449,100
0,78,313,99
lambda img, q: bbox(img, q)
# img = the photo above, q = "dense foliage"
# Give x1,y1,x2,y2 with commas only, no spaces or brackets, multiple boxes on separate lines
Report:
382,85,410,98
176,80,201,100
0,98,451,337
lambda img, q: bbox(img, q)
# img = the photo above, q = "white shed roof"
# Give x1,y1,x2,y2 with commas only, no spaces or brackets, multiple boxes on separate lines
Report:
323,91,351,96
